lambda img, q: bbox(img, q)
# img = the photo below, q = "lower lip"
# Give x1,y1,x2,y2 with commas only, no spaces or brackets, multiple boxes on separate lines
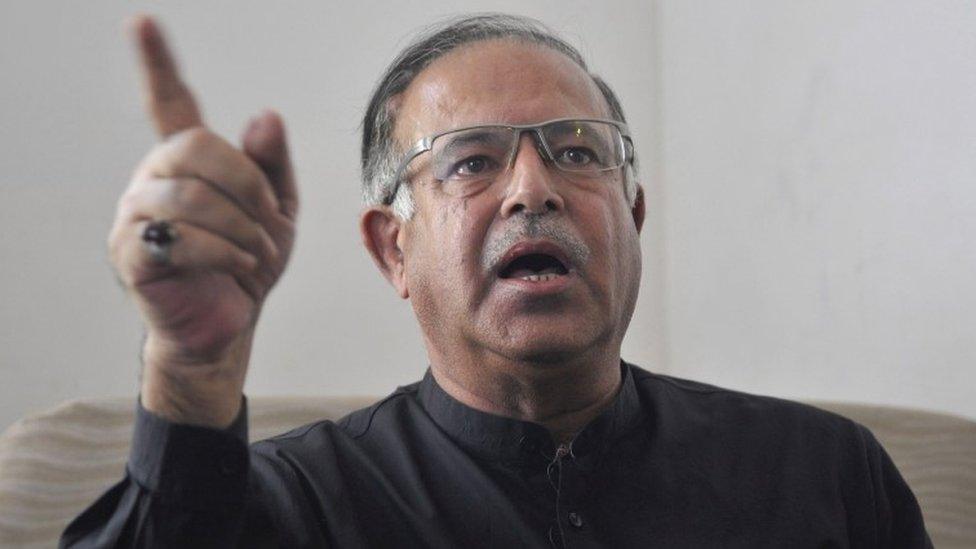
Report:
497,272,575,294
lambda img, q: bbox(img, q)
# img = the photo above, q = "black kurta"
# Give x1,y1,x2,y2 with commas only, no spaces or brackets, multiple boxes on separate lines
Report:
61,362,931,548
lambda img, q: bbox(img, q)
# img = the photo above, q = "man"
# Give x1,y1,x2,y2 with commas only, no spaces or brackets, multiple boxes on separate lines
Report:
62,13,931,548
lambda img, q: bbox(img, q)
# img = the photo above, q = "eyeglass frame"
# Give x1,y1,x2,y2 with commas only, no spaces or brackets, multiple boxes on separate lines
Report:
382,117,635,206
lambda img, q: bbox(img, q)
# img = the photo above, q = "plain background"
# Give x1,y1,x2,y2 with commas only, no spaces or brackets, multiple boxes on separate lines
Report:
1,1,972,433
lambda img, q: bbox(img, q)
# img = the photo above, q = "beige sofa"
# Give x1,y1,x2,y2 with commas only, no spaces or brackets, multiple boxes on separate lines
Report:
1,397,973,548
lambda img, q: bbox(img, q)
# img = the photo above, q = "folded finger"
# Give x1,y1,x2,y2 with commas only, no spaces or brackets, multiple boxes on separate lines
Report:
136,128,282,225
120,176,280,266
111,218,259,290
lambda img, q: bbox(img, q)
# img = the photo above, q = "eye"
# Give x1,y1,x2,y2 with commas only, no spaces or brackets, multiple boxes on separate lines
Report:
555,147,596,167
451,155,496,177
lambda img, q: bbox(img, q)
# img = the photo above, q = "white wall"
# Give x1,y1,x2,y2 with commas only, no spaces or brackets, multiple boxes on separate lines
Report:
660,2,976,417
2,1,972,433
0,0,661,432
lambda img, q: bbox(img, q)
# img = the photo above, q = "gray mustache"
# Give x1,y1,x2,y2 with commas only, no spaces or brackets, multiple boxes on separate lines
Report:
481,216,591,272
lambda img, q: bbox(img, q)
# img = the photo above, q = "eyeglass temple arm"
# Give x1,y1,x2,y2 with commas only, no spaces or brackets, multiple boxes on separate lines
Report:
384,137,434,206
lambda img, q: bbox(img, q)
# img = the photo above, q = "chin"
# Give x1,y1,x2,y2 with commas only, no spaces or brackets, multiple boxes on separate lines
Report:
511,349,579,366
488,317,608,366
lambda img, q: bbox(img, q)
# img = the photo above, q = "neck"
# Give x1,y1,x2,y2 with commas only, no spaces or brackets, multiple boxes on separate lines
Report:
429,349,622,444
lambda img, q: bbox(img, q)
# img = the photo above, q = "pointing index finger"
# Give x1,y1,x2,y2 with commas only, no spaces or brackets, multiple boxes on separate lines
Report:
131,15,204,138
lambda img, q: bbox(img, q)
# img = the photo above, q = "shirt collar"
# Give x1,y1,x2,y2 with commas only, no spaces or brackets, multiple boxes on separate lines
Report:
416,361,644,464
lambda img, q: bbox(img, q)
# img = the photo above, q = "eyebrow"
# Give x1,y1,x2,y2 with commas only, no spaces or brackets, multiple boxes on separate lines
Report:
438,129,511,152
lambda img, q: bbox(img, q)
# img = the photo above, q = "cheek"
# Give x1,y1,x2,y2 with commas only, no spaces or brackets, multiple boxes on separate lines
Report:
579,193,639,291
609,205,643,298
410,198,484,290
573,191,618,256
432,201,475,271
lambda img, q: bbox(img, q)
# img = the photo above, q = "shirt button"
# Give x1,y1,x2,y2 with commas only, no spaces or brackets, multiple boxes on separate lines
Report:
568,511,584,529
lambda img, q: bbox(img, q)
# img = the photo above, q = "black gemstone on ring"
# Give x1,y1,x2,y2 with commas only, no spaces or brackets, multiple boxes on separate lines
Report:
142,221,175,246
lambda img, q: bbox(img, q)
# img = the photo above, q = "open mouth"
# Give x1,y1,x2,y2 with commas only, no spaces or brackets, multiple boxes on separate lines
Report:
499,253,569,282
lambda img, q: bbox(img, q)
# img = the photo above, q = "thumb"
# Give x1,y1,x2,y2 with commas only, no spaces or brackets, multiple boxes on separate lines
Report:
242,110,298,219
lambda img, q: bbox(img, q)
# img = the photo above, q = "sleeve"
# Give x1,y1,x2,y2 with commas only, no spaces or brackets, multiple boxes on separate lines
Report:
59,396,252,548
861,426,934,549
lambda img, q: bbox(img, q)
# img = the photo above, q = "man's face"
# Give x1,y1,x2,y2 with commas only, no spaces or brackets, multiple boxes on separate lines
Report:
393,40,643,369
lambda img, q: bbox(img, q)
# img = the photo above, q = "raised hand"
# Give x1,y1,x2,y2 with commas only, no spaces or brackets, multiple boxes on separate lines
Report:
108,16,298,427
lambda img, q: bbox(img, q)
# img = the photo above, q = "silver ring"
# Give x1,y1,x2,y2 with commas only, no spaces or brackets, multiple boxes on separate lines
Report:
142,220,178,264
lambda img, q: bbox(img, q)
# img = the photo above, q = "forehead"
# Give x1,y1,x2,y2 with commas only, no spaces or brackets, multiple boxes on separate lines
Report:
394,40,609,144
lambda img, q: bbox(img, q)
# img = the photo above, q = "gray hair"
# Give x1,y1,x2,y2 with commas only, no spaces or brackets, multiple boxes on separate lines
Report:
360,13,638,220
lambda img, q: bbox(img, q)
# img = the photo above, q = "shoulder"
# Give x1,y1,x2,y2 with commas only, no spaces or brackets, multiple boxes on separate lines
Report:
626,362,875,455
250,380,423,455
626,364,930,543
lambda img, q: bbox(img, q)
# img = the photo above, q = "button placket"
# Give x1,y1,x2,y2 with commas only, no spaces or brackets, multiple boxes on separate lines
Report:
550,444,593,543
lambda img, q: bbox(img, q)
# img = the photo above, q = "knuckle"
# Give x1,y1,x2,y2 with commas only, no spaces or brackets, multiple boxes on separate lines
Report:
106,224,134,281
243,175,274,217
106,229,121,261
248,222,266,244
242,185,265,214
173,179,210,212
244,226,267,255
237,165,268,211
116,187,140,213
163,127,215,169
177,126,214,149
133,148,162,179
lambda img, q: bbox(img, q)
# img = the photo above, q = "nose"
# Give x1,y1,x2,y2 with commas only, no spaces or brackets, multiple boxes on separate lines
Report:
499,133,565,218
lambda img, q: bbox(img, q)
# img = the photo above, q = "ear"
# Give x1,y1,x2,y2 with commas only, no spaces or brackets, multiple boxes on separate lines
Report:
631,184,646,234
360,207,410,299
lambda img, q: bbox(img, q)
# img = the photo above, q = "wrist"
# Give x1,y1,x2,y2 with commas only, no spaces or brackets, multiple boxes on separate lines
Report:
140,332,251,428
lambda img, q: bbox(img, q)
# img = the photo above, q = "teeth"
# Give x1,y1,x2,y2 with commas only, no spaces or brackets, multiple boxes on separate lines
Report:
519,273,561,282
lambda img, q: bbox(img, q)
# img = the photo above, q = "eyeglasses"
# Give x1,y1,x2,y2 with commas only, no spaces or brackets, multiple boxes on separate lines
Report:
384,118,634,205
